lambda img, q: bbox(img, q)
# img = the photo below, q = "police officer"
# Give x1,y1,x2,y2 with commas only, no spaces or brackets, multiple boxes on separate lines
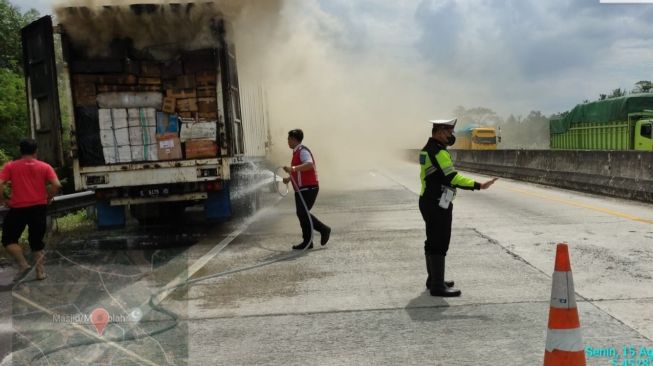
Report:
419,119,497,297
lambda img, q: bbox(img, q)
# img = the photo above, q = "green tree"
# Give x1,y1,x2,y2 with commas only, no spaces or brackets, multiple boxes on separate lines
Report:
0,1,39,159
453,106,503,129
633,80,652,94
0,68,28,158
608,88,626,99
0,0,39,73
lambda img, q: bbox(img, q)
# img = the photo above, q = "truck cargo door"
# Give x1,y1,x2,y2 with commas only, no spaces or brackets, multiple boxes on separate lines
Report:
21,16,64,167
222,43,245,156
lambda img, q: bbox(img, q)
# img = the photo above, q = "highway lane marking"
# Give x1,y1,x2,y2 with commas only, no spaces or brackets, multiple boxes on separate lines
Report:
505,187,653,225
377,168,653,225
151,197,282,306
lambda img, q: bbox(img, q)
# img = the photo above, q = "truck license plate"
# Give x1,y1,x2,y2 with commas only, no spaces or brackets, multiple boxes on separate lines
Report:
139,187,170,197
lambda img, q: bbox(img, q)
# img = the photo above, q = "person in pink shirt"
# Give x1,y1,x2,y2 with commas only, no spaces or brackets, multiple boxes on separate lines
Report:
0,139,61,282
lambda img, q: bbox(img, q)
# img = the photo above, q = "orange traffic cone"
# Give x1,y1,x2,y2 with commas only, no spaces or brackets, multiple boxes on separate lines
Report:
544,243,586,365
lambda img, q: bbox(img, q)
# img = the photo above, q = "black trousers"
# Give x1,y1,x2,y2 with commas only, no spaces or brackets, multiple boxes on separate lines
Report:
418,196,453,256
294,187,328,244
1,205,48,251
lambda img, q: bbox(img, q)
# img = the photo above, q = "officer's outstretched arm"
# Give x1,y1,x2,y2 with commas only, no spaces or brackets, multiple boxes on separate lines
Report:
435,151,481,191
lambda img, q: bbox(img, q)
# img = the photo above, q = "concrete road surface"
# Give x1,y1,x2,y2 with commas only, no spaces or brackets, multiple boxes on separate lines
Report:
1,162,652,365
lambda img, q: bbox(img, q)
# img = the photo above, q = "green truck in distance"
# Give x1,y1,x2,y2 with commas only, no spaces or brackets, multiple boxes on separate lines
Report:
551,95,653,151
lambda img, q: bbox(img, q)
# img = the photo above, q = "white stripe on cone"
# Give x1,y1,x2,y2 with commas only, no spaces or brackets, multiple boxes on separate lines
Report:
545,328,584,352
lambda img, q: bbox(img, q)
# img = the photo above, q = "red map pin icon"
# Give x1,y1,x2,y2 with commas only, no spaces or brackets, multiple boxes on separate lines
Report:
90,308,110,336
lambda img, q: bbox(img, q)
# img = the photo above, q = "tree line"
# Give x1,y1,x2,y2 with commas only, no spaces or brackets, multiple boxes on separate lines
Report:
454,80,653,149
0,0,39,164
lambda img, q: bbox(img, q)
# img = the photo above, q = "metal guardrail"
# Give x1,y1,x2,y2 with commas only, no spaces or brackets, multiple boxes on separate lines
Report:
0,191,95,225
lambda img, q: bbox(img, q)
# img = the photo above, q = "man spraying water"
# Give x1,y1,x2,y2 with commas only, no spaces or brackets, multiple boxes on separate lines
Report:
282,129,332,250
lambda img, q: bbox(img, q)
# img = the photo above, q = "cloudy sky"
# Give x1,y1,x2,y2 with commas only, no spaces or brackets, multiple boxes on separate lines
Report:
17,0,653,118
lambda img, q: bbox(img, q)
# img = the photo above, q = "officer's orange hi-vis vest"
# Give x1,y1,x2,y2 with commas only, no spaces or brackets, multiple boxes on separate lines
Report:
291,145,318,189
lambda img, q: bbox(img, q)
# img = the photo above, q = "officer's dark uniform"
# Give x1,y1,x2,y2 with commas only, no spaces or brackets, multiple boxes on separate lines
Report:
419,137,480,296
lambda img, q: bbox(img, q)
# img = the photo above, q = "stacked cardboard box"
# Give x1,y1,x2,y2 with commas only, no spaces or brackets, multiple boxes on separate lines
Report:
99,109,131,164
72,51,221,165
128,108,157,162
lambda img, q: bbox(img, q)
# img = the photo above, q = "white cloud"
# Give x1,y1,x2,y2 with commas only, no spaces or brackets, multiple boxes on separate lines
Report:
311,0,653,116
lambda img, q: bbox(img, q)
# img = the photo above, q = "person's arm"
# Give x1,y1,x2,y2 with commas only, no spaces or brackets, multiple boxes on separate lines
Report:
434,150,497,190
0,179,7,207
285,162,314,173
0,163,10,207
45,166,62,203
47,178,62,202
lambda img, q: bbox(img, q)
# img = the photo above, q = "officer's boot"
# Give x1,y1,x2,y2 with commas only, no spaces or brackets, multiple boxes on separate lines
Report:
425,255,454,290
427,254,461,297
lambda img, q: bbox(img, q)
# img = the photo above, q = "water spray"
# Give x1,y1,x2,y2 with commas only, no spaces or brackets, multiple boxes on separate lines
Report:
26,166,319,363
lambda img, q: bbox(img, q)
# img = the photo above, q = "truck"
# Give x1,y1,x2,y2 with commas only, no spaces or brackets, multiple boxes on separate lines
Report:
450,126,498,150
550,95,653,151
21,3,271,227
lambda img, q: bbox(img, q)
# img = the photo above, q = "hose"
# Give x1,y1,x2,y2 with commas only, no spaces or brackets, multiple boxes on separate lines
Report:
26,166,317,364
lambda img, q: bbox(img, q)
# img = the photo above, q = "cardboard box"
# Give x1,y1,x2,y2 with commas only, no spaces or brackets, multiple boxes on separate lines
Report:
179,111,194,119
166,88,196,99
179,120,217,142
74,83,97,107
74,83,96,97
97,85,160,93
198,112,218,119
99,109,128,130
156,134,183,161
139,77,161,85
74,94,97,107
82,74,137,85
128,126,156,146
156,112,179,134
176,98,198,112
100,127,130,147
103,146,132,164
196,71,217,86
131,143,158,162
196,86,216,97
197,98,217,114
176,75,196,89
185,139,218,159
127,108,157,125
162,97,176,114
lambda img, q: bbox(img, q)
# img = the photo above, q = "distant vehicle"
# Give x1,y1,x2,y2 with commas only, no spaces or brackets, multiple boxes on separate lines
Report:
21,4,271,227
451,126,498,150
550,95,653,151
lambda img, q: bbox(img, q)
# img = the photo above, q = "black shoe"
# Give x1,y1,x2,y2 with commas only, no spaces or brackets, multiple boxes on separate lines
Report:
429,285,461,297
320,227,331,246
292,242,313,250
427,280,455,289
426,254,461,297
